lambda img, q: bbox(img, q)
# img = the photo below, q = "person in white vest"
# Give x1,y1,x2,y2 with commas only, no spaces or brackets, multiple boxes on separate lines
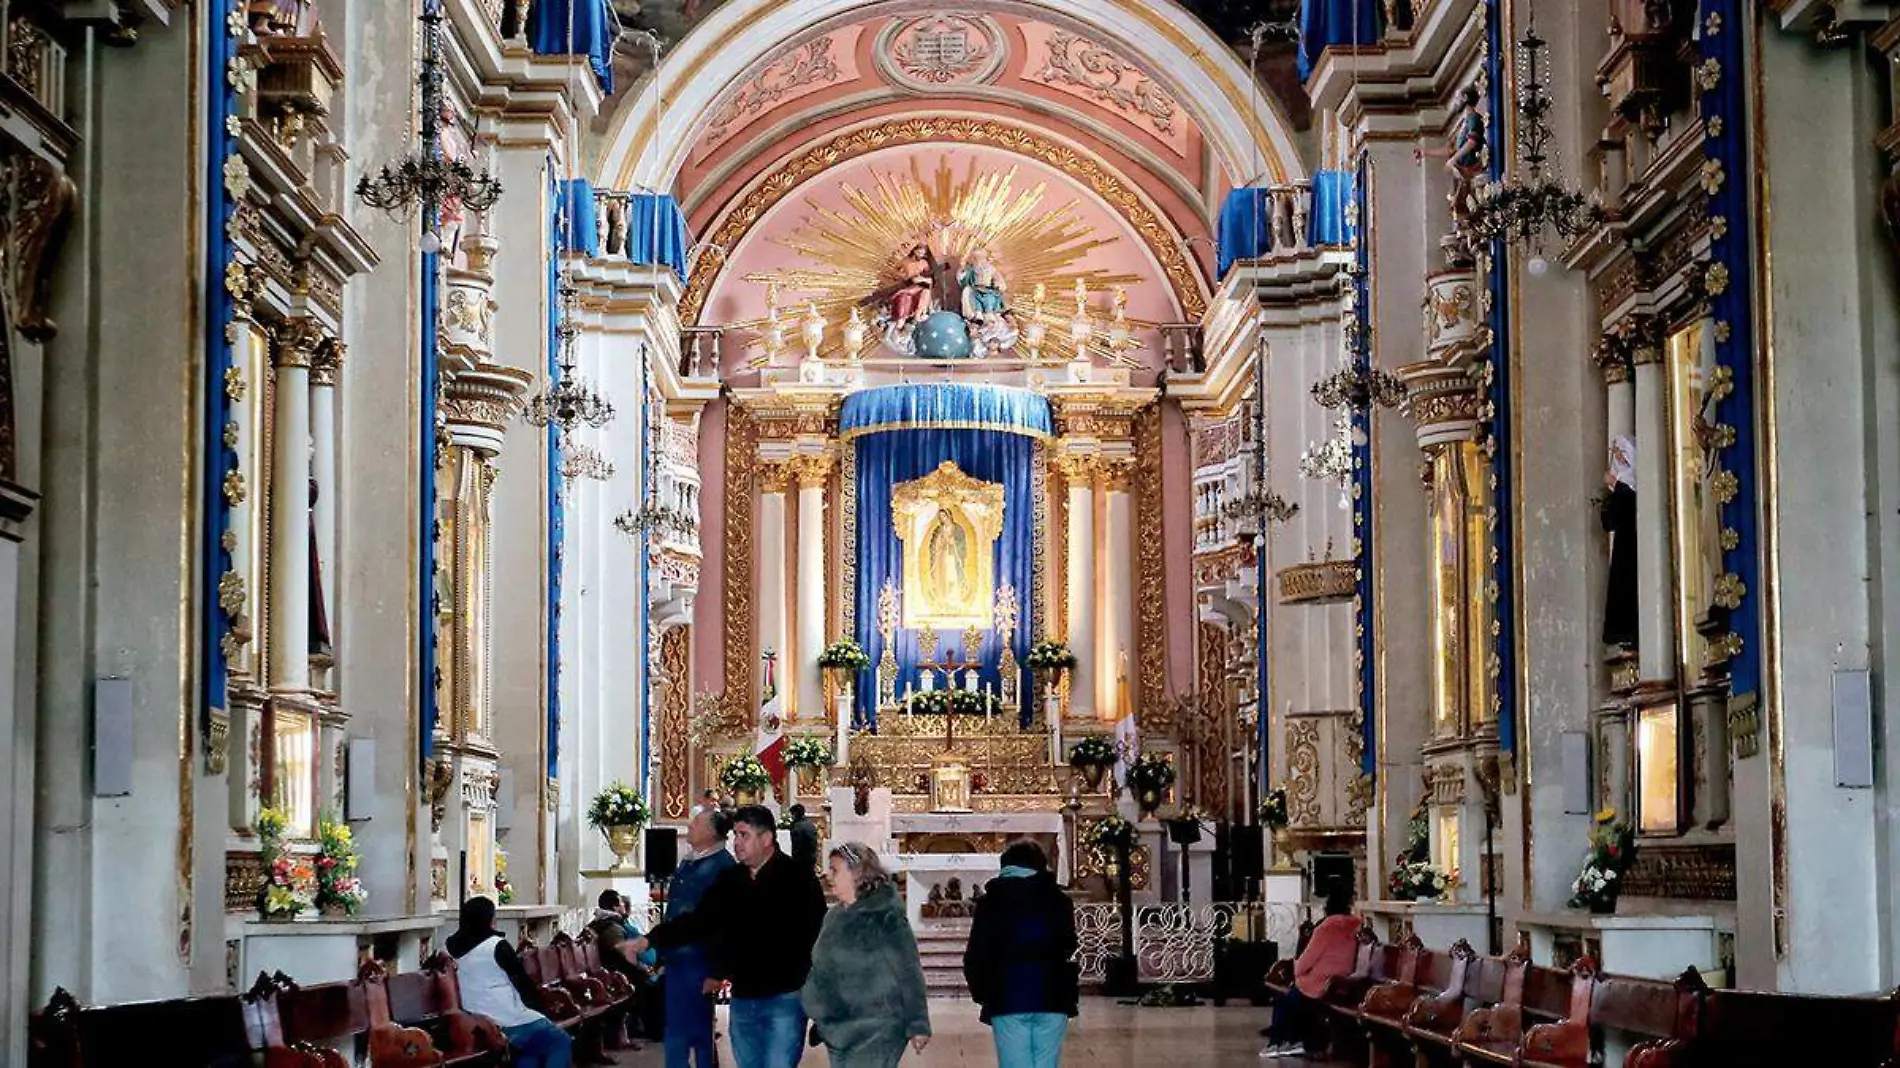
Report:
447,895,574,1068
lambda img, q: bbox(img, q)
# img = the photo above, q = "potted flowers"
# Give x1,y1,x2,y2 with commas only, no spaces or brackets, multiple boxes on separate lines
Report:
1125,753,1177,817
1259,788,1290,829
786,736,835,795
1085,814,1137,859
587,781,652,870
255,807,313,921
948,689,1002,717
314,816,367,918
1025,639,1076,701
1067,736,1118,791
720,754,772,805
817,639,871,675
1569,808,1636,915
1388,860,1456,902
495,851,514,905
907,689,950,716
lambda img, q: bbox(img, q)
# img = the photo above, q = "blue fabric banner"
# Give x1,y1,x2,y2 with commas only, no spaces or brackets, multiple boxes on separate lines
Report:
561,178,600,257
546,163,565,780
1308,170,1356,247
1298,0,1384,81
529,0,616,95
1350,152,1377,778
1216,188,1275,277
627,193,690,278
851,429,1038,730
840,384,1052,441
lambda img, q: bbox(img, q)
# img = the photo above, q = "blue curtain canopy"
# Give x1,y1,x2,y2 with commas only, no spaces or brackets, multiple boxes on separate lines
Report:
1308,170,1355,247
627,193,690,278
1216,188,1274,278
560,178,599,257
530,0,617,95
839,384,1053,441
1298,0,1384,81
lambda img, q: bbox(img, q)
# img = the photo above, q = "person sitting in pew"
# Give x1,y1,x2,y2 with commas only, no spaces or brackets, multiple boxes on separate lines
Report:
1261,888,1361,1059
448,894,575,1068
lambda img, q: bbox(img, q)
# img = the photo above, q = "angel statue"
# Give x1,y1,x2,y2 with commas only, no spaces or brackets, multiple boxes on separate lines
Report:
959,247,1009,330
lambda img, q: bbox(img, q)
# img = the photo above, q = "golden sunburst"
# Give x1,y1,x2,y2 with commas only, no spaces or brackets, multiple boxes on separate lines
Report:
735,158,1153,363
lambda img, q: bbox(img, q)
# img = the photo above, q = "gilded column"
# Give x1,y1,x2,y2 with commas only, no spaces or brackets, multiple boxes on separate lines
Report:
759,460,792,700
269,319,322,691
792,452,835,722
1629,330,1677,683
1059,453,1098,717
1100,457,1135,721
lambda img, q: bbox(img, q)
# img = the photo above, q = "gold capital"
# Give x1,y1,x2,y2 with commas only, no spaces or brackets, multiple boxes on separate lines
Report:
273,317,326,369
787,452,836,490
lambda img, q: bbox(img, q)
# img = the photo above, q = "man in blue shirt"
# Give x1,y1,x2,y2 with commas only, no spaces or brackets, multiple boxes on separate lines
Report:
657,807,737,1068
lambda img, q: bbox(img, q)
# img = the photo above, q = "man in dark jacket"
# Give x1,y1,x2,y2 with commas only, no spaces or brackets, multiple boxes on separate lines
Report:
635,805,827,1068
963,840,1079,1068
786,804,819,873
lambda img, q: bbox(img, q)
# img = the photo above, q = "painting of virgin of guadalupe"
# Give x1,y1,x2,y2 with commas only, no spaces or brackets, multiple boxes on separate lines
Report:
924,512,974,612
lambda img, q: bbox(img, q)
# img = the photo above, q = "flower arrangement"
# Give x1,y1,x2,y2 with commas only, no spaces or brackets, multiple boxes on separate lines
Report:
907,689,950,715
1259,788,1290,829
495,852,514,905
1085,814,1137,854
256,807,312,920
1569,808,1636,913
1126,753,1177,794
948,689,1002,716
1388,860,1456,901
1067,736,1118,769
1399,797,1430,865
785,736,835,768
587,781,652,831
314,816,367,916
1024,639,1076,672
720,755,772,795
817,639,871,672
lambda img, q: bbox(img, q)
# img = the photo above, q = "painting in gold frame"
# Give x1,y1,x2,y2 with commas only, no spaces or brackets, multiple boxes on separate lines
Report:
894,461,1004,630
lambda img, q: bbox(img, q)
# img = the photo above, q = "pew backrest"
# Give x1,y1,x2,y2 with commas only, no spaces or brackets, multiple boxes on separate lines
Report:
1689,987,1900,1067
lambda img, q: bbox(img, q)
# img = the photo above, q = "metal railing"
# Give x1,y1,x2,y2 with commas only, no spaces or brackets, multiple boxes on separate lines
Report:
1071,901,1306,984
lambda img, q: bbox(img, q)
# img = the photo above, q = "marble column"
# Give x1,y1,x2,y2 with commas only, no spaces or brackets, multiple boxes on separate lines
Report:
1630,336,1677,683
793,454,833,723
269,319,321,691
759,462,792,697
310,341,341,659
1101,458,1135,720
1598,343,1635,449
1061,455,1097,717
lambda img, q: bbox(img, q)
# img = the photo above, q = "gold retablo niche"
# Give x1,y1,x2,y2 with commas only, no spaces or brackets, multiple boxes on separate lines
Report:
1427,440,1495,737
1667,318,1720,678
894,461,1005,631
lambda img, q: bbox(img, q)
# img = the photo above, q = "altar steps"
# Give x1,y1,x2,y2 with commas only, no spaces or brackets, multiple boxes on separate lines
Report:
916,919,973,999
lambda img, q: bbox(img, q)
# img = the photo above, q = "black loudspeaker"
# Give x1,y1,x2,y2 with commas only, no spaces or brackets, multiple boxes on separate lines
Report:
1312,851,1354,899
1230,824,1265,880
645,828,679,879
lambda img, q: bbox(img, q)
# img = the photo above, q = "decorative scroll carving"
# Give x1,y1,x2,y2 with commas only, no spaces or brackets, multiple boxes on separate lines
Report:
1197,622,1234,819
659,626,691,821
1134,405,1170,729
1134,903,1236,982
1286,717,1323,825
705,36,841,144
723,406,759,725
224,850,265,912
1037,31,1177,135
1618,842,1737,900
8,152,76,343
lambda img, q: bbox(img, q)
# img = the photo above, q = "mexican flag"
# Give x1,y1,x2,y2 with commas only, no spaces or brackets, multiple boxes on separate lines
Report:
756,651,788,796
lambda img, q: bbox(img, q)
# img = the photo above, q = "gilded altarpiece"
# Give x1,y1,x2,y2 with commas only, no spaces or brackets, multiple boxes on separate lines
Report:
1134,404,1170,730
659,627,692,821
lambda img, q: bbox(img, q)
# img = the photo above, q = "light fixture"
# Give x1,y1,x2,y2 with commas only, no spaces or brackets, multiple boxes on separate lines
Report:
1466,8,1601,257
559,437,615,483
1311,362,1408,411
523,281,615,432
1226,335,1300,540
614,502,695,540
1299,412,1357,494
355,0,502,247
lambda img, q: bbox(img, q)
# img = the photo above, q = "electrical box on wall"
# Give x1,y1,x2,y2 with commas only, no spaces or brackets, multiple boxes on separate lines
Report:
92,677,133,798
1833,668,1874,789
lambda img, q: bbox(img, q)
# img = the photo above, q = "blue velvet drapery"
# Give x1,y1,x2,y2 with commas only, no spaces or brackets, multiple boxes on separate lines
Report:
852,429,1038,731
529,0,616,94
626,194,690,277
546,163,566,781
840,383,1053,440
1215,188,1276,278
1297,0,1384,81
1308,170,1355,247
560,178,599,257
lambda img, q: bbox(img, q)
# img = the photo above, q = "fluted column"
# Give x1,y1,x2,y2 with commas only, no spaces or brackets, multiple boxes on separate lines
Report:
1630,334,1677,683
1060,454,1098,717
792,453,834,722
1101,458,1135,721
269,319,322,691
759,461,792,697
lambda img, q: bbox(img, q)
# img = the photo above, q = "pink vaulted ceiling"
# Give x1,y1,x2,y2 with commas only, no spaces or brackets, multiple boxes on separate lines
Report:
702,142,1184,374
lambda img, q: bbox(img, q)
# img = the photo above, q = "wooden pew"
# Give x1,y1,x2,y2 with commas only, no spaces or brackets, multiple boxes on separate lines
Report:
1363,940,1477,1068
1516,965,1702,1068
515,934,586,1032
29,985,256,1068
245,971,357,1068
381,955,508,1066
1449,941,1539,1065
1325,934,1425,1062
1646,985,1900,1068
1412,947,1517,1068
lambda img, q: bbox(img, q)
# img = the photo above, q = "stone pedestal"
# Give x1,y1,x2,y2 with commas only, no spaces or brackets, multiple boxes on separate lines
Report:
239,915,443,986
1517,912,1726,981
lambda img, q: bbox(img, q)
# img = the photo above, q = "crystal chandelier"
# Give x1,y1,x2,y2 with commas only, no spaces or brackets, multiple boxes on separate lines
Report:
614,502,695,540
1299,412,1358,509
523,282,614,432
355,0,502,253
1224,341,1299,538
558,437,615,483
1466,9,1601,266
1311,362,1408,411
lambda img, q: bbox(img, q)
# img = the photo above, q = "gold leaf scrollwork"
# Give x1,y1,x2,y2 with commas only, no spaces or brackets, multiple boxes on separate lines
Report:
1285,718,1322,826
1134,405,1169,728
218,571,246,617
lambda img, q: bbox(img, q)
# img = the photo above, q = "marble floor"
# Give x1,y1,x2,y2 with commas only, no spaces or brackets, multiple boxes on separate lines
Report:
609,996,1316,1066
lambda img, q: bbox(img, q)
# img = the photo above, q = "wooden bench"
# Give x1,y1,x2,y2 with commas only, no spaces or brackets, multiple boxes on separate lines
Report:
1325,934,1425,1061
1411,946,1519,1068
1640,984,1900,1068
29,985,256,1068
247,970,360,1067
1362,940,1477,1068
1515,965,1701,1068
379,956,508,1066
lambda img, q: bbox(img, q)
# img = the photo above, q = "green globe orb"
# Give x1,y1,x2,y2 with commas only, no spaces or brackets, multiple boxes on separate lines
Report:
912,310,974,360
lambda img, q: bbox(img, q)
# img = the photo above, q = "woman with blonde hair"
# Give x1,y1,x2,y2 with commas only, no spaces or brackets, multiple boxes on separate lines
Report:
800,842,932,1067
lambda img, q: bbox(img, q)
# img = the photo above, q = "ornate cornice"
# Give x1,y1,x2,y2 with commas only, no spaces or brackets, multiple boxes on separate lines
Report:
680,115,1207,325
442,363,535,456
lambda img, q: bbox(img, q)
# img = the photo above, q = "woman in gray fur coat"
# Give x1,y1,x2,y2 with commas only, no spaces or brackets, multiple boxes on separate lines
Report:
799,842,932,1067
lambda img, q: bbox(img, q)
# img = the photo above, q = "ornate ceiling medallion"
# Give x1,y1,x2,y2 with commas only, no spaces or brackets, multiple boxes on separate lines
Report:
875,14,1007,90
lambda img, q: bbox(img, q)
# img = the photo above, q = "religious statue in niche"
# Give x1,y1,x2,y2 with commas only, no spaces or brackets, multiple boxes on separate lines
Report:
1418,86,1488,266
1598,436,1638,651
894,461,1005,630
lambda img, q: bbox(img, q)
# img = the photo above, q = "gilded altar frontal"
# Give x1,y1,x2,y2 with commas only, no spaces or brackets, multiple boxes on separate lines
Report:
8,0,1900,1061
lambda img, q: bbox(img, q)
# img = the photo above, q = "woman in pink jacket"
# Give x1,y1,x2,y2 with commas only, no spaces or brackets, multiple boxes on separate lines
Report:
1261,890,1361,1058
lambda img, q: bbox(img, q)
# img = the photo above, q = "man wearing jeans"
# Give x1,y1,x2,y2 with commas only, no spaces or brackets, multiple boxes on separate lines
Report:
659,807,738,1068
638,805,826,1068
963,841,1079,1068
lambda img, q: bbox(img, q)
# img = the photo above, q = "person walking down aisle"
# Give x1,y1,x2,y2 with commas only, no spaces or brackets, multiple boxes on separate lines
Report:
1260,889,1361,1058
447,895,575,1068
787,804,820,873
801,843,932,1068
636,805,827,1068
659,808,738,1068
963,841,1079,1068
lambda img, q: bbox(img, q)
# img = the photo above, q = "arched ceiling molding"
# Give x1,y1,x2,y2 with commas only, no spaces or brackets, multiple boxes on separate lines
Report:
679,113,1208,327
679,89,1218,237
596,0,1305,194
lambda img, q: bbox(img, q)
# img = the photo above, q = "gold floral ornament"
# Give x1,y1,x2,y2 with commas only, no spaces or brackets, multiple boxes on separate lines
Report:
1711,468,1740,504
227,56,257,95
221,530,239,553
226,6,247,36
1709,422,1738,449
1713,320,1732,344
218,571,247,616
223,155,252,199
1712,632,1744,661
224,367,247,400
1704,11,1723,37
1700,159,1726,196
1704,262,1731,296
1713,572,1747,610
222,470,248,506
1710,215,1729,241
1707,115,1725,139
223,422,240,449
1695,58,1722,92
1709,365,1735,400
1721,527,1741,552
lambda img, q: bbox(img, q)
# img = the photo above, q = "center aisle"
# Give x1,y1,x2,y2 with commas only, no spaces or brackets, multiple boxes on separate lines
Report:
611,995,1306,1066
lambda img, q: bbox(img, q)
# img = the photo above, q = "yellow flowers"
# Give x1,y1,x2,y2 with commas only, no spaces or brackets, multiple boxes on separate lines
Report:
1595,808,1617,824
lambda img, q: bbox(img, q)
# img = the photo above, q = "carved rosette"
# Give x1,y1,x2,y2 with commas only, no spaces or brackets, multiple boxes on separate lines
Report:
441,363,534,457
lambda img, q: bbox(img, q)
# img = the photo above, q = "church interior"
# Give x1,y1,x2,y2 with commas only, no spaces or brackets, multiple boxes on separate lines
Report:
5,0,1900,1063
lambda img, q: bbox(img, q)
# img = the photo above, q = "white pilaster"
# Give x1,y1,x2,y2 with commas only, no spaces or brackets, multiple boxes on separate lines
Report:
1101,461,1135,719
760,466,791,691
269,324,318,691
794,459,830,722
1631,346,1677,683
1063,458,1097,717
